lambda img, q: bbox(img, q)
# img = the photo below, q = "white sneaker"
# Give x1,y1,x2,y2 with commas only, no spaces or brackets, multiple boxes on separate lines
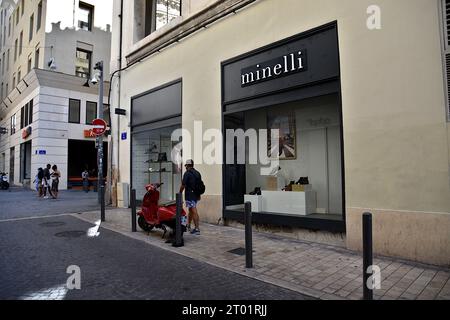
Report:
43,196,49,199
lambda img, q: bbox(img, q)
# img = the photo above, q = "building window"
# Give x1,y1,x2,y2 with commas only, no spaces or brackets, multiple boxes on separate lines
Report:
86,101,97,124
69,99,81,123
20,100,33,129
17,68,21,83
145,0,181,36
29,99,33,124
1,82,3,101
37,1,42,31
27,55,32,73
10,114,16,135
1,52,4,75
8,16,11,37
29,14,34,41
19,31,23,56
14,38,18,61
7,49,9,71
75,48,91,78
78,2,94,31
35,47,40,69
15,8,19,25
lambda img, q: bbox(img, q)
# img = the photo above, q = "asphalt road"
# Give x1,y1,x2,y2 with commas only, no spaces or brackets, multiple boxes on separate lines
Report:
0,188,100,220
0,190,312,300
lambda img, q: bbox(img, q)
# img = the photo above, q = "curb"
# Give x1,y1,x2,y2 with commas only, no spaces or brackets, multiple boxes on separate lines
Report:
73,213,345,300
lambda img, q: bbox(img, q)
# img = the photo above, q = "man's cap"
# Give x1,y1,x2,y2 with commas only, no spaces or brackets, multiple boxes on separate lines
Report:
185,159,194,166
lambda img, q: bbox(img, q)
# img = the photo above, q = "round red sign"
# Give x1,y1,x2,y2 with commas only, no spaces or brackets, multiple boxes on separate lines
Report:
92,119,107,136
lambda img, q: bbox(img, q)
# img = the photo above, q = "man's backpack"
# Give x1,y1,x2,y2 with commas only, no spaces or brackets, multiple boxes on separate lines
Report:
193,170,206,196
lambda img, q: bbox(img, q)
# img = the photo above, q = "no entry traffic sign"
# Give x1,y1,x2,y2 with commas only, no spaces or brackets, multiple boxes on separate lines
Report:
92,119,107,136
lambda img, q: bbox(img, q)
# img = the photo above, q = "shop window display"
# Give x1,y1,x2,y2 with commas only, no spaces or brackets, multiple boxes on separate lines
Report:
132,125,182,202
224,94,343,220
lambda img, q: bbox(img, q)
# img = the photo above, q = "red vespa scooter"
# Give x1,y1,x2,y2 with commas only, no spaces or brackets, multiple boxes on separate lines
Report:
137,183,188,238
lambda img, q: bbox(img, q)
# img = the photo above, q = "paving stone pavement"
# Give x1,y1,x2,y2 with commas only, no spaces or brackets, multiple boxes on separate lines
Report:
75,208,450,300
0,215,312,300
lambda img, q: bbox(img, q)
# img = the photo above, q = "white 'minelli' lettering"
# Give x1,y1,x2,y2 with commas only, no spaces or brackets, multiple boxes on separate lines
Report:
241,51,305,86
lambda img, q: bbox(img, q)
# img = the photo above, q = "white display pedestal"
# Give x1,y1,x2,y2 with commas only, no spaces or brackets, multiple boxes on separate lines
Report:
261,190,316,216
244,195,262,213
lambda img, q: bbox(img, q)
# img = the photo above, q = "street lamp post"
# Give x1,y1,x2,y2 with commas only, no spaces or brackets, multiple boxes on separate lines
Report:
94,61,105,222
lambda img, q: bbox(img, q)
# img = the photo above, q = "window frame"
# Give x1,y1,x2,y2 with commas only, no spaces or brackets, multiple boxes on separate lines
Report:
10,114,16,135
85,101,98,125
69,99,81,124
37,1,42,31
78,2,94,32
29,13,34,42
144,0,182,37
19,31,23,56
75,48,92,79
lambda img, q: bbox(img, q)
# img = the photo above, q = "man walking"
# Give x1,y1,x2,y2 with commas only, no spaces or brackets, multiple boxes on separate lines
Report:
179,159,203,235
43,164,54,199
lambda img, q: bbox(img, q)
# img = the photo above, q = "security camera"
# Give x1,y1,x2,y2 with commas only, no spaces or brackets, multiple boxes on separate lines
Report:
48,57,57,70
90,76,98,85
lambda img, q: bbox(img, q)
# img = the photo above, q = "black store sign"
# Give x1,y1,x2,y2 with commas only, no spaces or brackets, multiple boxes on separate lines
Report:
222,22,340,108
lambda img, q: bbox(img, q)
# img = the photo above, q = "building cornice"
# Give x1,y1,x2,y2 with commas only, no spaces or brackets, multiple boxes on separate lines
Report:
126,0,260,66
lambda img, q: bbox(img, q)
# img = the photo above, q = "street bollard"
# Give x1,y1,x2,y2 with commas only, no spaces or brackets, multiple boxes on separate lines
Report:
173,193,184,248
131,189,137,233
100,185,105,222
363,212,373,300
245,202,253,269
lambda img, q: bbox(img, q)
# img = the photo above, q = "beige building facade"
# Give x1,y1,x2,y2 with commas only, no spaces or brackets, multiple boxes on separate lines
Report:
110,0,450,266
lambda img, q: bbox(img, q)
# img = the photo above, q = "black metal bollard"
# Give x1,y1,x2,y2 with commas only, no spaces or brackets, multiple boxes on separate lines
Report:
173,193,184,248
131,189,137,232
100,185,105,222
245,202,253,269
363,212,373,300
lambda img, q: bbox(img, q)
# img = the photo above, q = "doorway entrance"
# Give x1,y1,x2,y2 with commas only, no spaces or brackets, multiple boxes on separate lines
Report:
20,141,32,186
9,147,15,184
67,140,108,189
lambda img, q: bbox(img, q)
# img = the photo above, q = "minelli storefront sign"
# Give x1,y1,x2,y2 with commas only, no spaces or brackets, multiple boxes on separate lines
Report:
241,51,307,87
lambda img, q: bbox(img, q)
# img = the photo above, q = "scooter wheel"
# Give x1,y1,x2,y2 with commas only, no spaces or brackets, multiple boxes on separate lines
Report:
138,216,154,232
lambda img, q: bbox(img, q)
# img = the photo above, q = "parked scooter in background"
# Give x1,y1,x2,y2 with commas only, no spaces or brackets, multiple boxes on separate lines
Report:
1,172,10,190
137,183,187,239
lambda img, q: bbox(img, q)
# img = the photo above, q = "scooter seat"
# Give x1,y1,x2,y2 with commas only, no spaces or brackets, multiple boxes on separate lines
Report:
160,200,177,207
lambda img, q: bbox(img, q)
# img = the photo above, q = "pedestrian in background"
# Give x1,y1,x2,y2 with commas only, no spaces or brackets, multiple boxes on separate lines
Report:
42,164,54,199
51,165,61,199
82,169,90,193
35,168,44,197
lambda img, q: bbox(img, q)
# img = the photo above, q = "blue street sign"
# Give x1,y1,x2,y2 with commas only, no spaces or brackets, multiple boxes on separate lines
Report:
121,132,127,141
36,150,47,155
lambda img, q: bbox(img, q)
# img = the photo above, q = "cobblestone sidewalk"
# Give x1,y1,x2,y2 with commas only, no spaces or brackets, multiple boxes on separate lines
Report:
75,209,450,300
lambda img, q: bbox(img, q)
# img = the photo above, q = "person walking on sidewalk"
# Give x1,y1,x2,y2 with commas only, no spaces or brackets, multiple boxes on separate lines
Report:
51,165,61,199
179,159,205,236
43,164,54,199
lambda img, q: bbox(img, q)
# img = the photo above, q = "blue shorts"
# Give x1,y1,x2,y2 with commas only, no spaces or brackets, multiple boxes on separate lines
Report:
186,200,199,209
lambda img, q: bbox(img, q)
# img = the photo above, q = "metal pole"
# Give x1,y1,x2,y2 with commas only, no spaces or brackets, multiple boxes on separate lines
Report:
96,61,104,205
131,189,137,232
363,212,373,300
245,202,253,269
173,193,184,248
100,185,105,222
